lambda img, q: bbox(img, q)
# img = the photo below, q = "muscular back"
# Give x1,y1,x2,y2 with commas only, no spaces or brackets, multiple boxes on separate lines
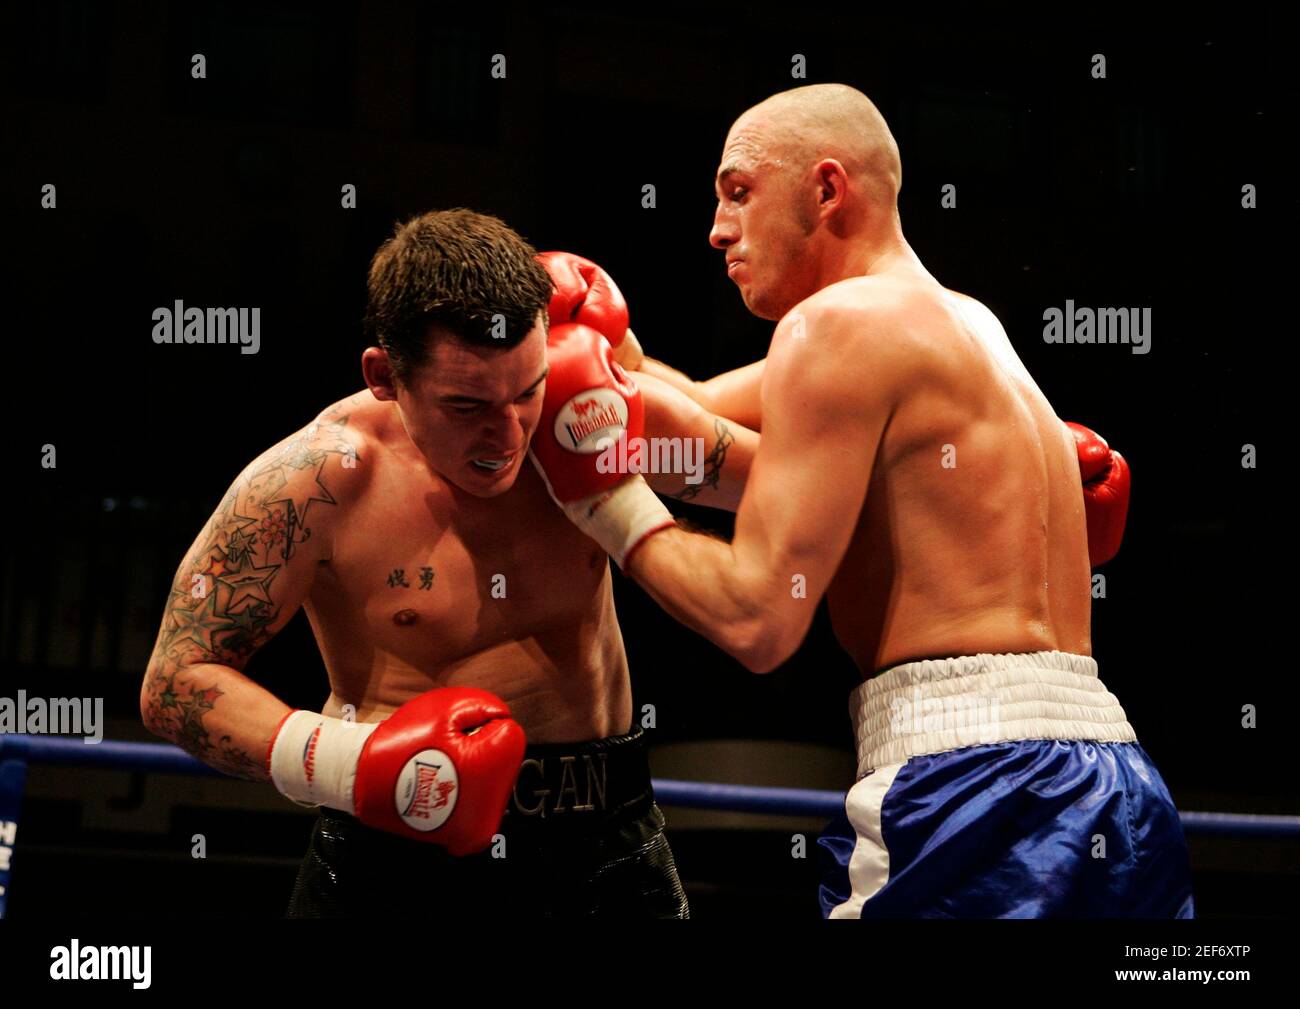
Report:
824,278,1092,675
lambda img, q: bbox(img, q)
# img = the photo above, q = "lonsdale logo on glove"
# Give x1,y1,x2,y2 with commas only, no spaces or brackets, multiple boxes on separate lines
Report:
554,388,629,453
396,750,459,831
529,323,677,569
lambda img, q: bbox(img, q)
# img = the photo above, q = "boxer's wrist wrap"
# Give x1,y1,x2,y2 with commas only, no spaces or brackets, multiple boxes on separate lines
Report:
268,709,378,812
560,474,675,569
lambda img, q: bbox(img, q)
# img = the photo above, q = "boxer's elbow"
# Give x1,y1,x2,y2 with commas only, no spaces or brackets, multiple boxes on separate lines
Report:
737,644,786,675
719,562,809,673
727,613,803,675
140,697,161,739
139,657,172,739
139,680,162,738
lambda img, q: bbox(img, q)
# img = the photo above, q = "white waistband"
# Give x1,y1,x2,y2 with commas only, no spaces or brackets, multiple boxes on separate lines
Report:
850,651,1136,777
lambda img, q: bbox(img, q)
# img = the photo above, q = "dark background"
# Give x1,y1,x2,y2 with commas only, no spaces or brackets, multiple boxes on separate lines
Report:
1,2,1289,917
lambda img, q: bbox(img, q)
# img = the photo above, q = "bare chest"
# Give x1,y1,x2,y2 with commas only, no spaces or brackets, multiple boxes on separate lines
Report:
313,460,610,666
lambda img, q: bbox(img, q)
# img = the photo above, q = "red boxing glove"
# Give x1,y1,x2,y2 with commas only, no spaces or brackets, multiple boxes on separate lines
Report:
537,251,629,349
532,323,643,501
269,686,525,856
529,323,674,567
353,687,525,853
1066,421,1130,567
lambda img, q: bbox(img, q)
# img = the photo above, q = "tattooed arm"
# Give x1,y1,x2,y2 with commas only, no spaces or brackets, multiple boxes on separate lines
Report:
139,409,363,780
637,371,758,513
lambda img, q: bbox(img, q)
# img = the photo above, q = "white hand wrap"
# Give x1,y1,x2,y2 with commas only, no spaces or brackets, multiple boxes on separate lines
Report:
267,710,378,812
557,473,675,569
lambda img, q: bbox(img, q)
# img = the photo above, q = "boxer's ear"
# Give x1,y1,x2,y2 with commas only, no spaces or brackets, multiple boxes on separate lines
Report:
361,346,399,402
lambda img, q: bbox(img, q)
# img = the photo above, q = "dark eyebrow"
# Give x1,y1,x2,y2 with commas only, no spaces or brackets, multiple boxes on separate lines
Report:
522,367,549,394
440,367,549,406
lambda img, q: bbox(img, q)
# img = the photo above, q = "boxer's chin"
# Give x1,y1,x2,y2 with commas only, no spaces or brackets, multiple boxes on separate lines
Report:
740,279,783,322
454,451,523,497
744,295,780,323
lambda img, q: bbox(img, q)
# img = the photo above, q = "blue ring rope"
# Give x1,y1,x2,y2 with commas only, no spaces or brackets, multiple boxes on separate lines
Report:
3,735,1296,838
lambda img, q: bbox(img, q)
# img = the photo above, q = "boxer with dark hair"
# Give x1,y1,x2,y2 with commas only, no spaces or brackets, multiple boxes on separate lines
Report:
141,210,688,918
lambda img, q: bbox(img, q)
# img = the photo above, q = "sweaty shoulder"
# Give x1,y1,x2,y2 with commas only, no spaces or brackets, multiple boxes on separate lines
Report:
761,282,920,433
304,390,382,498
316,389,383,446
773,276,933,385
817,278,1026,383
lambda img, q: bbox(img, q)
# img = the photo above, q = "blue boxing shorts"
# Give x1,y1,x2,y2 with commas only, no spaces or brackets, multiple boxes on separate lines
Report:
818,651,1194,918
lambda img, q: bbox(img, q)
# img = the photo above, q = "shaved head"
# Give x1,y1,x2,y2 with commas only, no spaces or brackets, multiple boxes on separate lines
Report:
726,84,902,211
710,84,907,319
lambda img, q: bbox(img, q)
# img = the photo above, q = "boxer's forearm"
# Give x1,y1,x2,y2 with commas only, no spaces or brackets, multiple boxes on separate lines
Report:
649,415,754,511
627,526,796,673
698,360,765,430
141,657,290,781
639,358,765,431
639,357,705,401
639,371,756,511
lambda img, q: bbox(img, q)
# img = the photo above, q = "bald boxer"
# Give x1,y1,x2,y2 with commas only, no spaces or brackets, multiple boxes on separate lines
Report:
140,210,688,918
532,84,1193,918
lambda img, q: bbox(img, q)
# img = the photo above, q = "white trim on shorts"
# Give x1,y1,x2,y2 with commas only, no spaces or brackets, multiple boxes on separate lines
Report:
829,763,903,919
850,650,1136,778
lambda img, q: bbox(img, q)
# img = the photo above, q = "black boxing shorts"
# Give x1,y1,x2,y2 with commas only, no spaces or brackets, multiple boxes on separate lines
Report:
285,727,689,919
